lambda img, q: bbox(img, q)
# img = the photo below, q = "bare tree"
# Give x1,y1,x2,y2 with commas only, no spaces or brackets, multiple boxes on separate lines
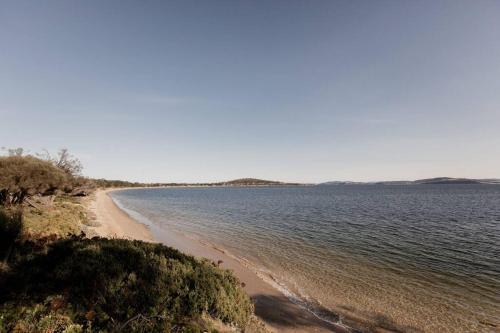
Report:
37,148,83,176
54,149,83,176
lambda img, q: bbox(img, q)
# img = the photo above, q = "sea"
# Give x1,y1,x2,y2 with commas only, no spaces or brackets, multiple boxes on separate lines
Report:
110,185,500,333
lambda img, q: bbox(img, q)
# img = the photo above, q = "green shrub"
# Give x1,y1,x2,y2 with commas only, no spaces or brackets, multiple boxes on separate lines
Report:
0,237,253,332
0,156,69,205
0,297,82,333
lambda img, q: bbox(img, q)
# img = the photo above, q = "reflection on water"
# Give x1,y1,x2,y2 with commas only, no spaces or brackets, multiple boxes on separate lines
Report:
112,185,500,332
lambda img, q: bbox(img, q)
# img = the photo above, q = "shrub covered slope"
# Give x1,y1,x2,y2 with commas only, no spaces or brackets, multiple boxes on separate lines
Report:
0,234,253,332
0,152,257,332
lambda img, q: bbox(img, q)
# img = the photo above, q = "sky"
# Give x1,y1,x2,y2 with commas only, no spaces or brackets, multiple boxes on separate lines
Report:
1,1,499,183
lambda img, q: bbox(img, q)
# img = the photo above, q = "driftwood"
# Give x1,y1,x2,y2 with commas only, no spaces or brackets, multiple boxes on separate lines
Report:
25,198,43,210
71,187,92,197
25,195,56,210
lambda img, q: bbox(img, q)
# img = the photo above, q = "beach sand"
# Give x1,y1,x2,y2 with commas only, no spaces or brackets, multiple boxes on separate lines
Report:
89,188,351,333
88,189,153,242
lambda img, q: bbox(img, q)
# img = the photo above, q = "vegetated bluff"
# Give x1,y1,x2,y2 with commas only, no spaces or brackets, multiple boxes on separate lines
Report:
0,153,257,332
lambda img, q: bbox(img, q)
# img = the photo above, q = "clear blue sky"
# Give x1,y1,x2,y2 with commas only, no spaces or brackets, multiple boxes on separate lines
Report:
1,1,499,183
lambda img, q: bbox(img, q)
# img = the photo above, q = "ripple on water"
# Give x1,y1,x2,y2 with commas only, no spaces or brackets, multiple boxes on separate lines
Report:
112,185,500,332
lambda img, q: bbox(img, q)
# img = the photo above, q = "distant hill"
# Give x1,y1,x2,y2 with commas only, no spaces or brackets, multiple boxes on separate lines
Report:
218,178,292,186
319,181,372,186
413,177,481,185
319,177,500,186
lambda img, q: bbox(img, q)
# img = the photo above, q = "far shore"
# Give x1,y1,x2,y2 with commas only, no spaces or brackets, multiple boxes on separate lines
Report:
88,188,351,333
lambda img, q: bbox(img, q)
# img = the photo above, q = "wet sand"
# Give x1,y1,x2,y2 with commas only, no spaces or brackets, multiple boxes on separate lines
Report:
89,188,351,333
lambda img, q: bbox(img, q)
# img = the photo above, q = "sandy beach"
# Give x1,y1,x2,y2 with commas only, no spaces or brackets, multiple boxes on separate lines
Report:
88,189,154,242
88,189,350,333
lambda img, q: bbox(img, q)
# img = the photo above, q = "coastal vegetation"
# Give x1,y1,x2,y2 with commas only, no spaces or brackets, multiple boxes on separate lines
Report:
0,235,253,332
0,150,256,332
0,148,92,206
0,155,73,205
92,178,151,188
92,178,298,188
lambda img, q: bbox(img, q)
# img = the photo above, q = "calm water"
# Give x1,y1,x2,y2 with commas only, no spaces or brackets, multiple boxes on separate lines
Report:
111,185,500,332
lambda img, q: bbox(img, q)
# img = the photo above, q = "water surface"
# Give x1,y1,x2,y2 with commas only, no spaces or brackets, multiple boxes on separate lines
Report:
112,185,500,332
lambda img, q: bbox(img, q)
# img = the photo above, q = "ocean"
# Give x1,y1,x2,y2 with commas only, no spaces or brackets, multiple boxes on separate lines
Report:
111,185,500,332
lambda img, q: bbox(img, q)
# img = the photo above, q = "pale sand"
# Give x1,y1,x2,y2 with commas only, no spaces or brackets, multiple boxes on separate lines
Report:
89,188,351,333
88,189,154,242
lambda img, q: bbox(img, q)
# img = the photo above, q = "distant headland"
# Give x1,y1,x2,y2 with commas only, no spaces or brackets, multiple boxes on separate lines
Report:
319,177,500,186
94,177,500,189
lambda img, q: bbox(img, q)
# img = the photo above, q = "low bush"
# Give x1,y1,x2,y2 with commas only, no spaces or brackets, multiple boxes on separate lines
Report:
0,237,253,332
0,156,69,205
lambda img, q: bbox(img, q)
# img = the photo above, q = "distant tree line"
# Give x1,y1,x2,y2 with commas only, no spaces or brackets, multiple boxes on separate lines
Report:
91,179,148,188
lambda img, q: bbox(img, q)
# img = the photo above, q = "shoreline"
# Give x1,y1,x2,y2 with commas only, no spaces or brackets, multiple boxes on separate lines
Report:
89,188,351,333
88,188,154,242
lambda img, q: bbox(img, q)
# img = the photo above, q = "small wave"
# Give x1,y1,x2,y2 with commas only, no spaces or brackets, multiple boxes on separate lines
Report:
213,247,352,331
258,270,353,330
